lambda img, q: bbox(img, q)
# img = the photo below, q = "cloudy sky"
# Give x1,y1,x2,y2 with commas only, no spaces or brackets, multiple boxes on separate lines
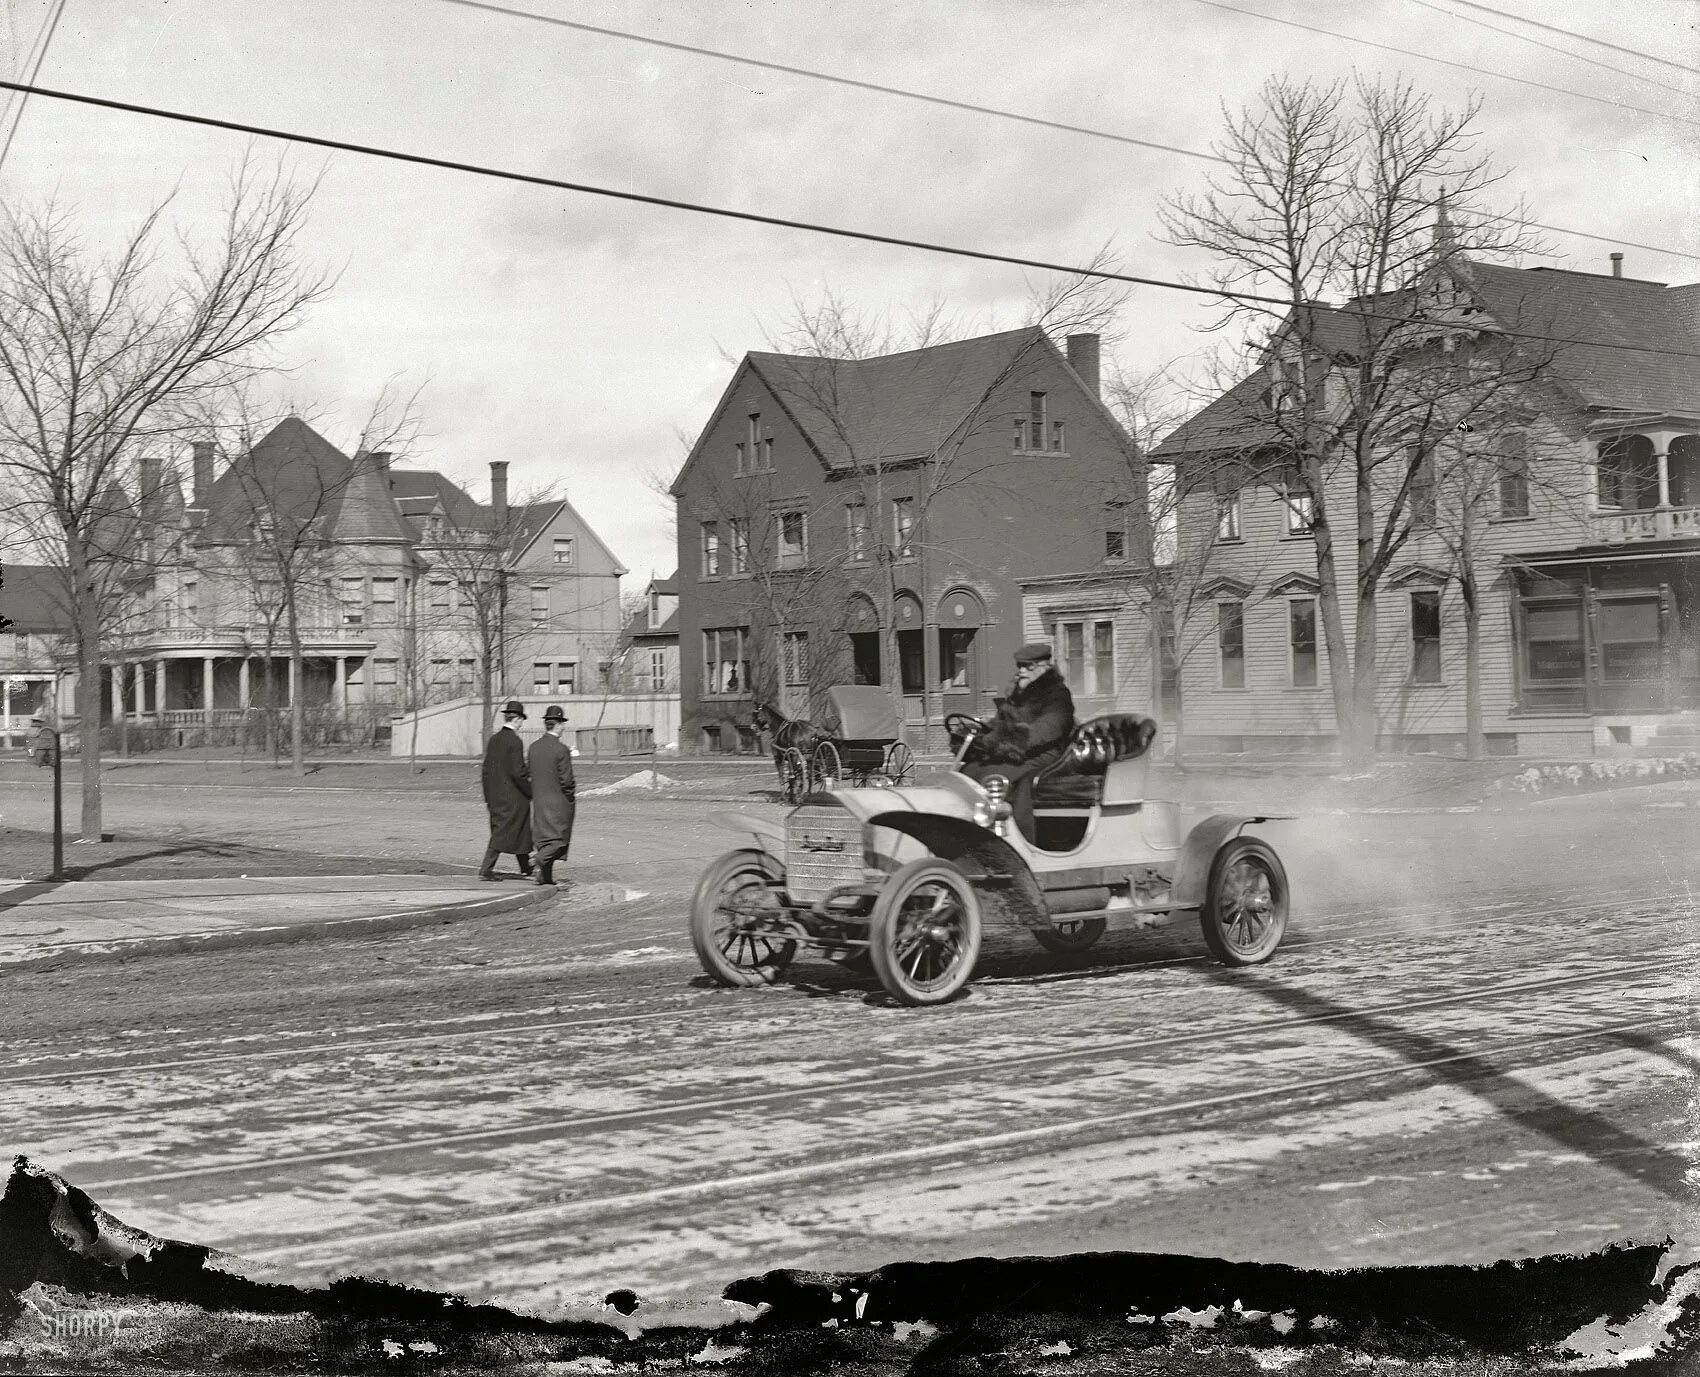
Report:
3,0,1696,585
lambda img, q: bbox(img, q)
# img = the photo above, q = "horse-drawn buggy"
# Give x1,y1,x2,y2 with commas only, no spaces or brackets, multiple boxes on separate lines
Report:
691,712,1291,1006
755,687,915,803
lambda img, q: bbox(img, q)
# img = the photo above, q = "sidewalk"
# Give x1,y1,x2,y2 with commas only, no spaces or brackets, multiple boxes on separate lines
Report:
0,873,550,973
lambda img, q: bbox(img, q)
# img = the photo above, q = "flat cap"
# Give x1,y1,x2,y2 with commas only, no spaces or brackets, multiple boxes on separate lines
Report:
1014,641,1054,665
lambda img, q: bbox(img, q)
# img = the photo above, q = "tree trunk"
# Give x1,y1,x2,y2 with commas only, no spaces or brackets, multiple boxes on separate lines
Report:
74,574,104,842
1310,519,1357,762
289,634,306,777
1350,592,1380,764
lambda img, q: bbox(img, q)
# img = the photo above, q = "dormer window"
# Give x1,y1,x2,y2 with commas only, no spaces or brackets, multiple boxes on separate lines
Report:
648,591,661,628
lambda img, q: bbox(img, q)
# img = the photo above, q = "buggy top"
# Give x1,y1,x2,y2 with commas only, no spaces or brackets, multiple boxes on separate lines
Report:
827,685,902,744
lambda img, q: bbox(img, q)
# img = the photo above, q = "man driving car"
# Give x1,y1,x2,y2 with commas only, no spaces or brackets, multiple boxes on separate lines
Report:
959,641,1076,838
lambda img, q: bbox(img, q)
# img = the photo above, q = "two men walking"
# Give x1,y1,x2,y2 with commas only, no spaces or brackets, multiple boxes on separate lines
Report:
479,700,575,888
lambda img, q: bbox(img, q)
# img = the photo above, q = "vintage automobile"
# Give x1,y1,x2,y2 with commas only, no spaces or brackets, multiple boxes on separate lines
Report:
689,713,1290,1006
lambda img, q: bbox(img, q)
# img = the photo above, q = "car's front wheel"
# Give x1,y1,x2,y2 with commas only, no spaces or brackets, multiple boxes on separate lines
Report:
1199,837,1288,965
868,858,983,1006
690,850,797,986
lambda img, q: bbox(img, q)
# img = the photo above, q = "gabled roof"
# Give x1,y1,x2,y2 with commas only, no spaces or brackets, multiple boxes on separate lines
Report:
1157,259,1700,459
510,497,629,575
624,604,679,640
389,470,490,534
675,327,1112,491
0,564,72,634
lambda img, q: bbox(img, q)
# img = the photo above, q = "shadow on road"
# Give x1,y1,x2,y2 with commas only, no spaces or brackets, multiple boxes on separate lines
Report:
1212,969,1690,1203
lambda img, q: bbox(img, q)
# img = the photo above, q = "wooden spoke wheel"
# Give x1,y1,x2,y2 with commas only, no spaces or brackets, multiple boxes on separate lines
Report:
812,740,843,791
690,850,797,986
1199,837,1289,966
882,741,914,785
868,858,983,1006
1032,917,1105,954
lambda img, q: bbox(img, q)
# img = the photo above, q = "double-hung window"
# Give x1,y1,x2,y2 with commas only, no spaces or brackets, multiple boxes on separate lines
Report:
529,585,550,628
775,509,807,570
891,497,915,558
845,503,869,561
1288,598,1318,687
704,627,750,694
428,580,451,615
728,518,749,574
1282,482,1313,536
1408,446,1437,528
552,537,574,566
1410,590,1442,684
1104,504,1126,561
1216,493,1242,542
700,521,721,577
369,578,398,626
1498,435,1530,519
782,630,809,686
1218,602,1246,689
1049,616,1116,697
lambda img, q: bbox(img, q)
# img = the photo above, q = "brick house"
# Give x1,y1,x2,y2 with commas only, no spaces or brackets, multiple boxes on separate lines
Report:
671,327,1144,753
1147,255,1699,757
35,417,627,743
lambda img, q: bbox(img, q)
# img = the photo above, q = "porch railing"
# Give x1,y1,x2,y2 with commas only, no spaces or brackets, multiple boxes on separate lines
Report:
1593,505,1700,543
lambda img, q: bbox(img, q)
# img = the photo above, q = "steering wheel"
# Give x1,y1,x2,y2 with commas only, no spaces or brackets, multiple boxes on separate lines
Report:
943,713,987,739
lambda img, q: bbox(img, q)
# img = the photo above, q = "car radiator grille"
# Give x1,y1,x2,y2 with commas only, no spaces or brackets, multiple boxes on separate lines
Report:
784,805,865,903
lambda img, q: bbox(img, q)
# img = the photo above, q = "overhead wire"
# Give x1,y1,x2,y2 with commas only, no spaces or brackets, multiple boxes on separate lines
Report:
3,76,1698,364
1181,0,1700,128
1440,0,1700,79
430,0,1700,265
1403,0,1697,98
0,0,68,174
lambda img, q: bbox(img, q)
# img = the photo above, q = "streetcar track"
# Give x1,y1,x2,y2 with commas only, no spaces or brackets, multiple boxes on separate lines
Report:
72,955,1682,1191
3,890,1688,1089
243,1013,1674,1260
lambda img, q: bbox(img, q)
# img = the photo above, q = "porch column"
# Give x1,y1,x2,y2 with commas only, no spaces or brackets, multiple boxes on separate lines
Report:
2,676,12,744
110,666,124,722
1655,444,1673,508
332,655,347,710
202,657,216,732
154,660,167,724
132,664,146,718
238,657,251,710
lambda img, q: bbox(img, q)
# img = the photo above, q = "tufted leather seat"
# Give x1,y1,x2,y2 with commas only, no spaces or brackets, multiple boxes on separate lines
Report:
1031,715,1159,808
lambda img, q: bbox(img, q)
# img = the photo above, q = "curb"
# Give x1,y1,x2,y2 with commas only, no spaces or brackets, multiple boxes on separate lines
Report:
0,884,555,975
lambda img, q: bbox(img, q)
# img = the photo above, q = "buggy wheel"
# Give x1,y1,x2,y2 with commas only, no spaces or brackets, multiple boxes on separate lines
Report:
813,741,842,790
690,850,797,986
780,748,809,804
1200,837,1288,966
882,741,914,785
1033,917,1105,954
869,858,982,1006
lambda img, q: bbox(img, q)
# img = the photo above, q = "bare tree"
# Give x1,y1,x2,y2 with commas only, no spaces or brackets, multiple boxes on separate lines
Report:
0,159,327,834
1161,76,1557,762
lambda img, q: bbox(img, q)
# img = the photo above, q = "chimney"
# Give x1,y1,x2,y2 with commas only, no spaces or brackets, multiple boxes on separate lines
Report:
191,441,214,506
1066,333,1101,397
1610,252,1623,278
490,460,509,528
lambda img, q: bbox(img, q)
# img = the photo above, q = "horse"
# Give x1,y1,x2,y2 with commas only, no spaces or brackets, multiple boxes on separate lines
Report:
752,701,834,793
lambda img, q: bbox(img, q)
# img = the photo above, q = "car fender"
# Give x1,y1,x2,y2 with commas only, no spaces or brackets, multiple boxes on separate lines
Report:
1171,814,1289,909
708,810,785,863
869,811,1049,930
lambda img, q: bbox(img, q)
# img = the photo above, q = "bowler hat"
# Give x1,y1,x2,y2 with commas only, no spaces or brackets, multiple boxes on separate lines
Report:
501,700,527,718
543,705,567,723
1014,641,1054,665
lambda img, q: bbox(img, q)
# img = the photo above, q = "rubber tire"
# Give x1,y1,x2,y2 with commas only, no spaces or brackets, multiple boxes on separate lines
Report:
1033,917,1106,954
868,857,983,1006
690,849,797,986
1199,836,1289,966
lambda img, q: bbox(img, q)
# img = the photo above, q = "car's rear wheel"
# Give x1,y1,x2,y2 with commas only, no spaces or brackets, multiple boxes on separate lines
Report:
868,858,982,1006
1033,917,1105,954
1200,837,1288,965
690,850,797,986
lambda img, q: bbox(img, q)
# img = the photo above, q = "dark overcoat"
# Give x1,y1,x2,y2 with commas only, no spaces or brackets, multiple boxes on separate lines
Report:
527,731,577,849
964,666,1076,769
481,726,533,853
